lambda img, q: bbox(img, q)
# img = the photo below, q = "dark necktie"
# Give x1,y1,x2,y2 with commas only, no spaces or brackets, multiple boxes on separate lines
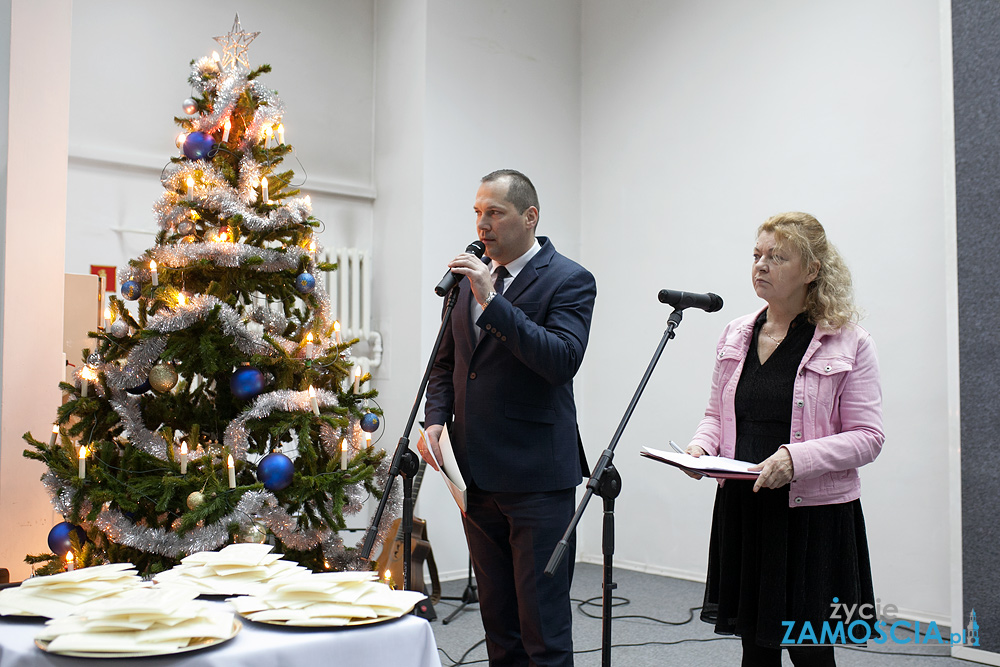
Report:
492,265,509,296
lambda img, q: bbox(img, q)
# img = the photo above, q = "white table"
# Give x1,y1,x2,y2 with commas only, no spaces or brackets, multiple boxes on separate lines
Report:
0,606,441,667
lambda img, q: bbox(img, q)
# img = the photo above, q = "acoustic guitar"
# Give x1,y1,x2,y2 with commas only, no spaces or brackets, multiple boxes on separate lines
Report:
374,458,441,605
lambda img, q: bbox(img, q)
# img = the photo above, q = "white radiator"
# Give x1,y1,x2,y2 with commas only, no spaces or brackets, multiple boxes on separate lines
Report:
325,248,383,373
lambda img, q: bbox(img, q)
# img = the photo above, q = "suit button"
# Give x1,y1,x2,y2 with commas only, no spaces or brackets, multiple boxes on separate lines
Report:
495,332,501,338
501,336,507,341
469,372,477,380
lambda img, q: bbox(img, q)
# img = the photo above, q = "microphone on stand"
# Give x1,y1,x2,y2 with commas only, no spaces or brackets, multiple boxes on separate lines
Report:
434,241,486,296
657,289,724,313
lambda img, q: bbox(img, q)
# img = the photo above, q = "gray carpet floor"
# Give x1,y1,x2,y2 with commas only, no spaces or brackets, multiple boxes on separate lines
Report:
425,563,966,666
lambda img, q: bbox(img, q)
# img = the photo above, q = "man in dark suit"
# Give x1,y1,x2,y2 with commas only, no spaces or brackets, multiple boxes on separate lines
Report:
420,169,596,667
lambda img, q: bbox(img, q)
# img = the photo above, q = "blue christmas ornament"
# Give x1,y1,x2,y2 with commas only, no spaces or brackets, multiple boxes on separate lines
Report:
47,522,86,557
295,272,316,294
230,366,265,401
360,412,380,433
257,452,295,491
121,280,141,300
125,379,152,395
182,131,218,160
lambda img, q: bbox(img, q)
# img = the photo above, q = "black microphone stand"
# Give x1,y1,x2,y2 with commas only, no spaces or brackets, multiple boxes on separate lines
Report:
545,307,686,667
360,285,463,604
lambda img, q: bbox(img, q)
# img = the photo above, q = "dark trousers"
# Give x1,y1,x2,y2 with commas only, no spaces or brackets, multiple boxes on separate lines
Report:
463,487,576,667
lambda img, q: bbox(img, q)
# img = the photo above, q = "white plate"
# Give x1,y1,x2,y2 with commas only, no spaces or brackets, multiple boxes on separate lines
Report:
35,618,241,658
238,608,413,628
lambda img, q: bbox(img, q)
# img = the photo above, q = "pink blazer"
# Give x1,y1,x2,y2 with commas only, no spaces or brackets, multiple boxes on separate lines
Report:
689,308,884,507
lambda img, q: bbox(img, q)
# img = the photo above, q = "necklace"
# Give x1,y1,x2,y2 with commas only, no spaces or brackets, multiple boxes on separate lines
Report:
763,327,784,346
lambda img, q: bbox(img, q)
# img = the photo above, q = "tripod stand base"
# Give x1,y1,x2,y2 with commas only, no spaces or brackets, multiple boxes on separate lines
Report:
441,581,478,625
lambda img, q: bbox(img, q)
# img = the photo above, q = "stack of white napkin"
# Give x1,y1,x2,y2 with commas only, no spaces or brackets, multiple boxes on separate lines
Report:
0,563,147,618
154,543,309,595
34,585,237,656
227,571,427,626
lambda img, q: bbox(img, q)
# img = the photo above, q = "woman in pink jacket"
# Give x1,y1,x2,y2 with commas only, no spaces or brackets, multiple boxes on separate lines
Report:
686,212,884,667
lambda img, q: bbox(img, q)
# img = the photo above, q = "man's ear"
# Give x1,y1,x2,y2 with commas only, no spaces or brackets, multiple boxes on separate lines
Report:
524,206,539,230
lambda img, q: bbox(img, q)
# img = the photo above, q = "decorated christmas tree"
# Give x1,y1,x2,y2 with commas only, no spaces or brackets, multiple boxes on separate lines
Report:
23,17,396,577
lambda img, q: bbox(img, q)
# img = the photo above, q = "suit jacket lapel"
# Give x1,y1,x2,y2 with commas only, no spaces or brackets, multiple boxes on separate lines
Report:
502,238,553,304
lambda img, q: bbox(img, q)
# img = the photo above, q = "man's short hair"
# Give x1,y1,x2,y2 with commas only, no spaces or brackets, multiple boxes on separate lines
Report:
481,169,539,215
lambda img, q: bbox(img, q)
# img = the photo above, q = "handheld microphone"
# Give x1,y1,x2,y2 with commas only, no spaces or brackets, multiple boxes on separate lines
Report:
434,241,486,296
658,289,724,313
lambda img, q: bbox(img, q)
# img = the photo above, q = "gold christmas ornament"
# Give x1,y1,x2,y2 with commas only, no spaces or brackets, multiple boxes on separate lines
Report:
243,523,267,543
186,491,205,510
149,362,179,392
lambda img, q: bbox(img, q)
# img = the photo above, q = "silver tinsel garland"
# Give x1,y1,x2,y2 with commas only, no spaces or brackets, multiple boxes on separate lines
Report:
44,468,399,564
224,388,341,461
151,162,311,236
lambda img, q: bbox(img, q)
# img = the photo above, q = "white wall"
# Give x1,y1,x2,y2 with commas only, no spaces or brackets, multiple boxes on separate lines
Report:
0,0,72,582
579,0,951,622
410,0,583,580
65,0,377,284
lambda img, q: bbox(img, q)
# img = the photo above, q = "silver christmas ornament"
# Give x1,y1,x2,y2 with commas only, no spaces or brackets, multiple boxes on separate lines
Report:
183,98,198,115
109,319,129,338
178,221,195,235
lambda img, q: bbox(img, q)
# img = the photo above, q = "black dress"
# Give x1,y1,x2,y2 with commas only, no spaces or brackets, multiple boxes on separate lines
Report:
700,310,875,648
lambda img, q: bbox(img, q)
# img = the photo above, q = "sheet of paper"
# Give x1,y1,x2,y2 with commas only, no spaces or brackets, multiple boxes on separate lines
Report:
423,425,467,512
642,447,760,476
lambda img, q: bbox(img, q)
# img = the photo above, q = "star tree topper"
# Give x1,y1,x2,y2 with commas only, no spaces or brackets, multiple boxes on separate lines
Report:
213,14,260,72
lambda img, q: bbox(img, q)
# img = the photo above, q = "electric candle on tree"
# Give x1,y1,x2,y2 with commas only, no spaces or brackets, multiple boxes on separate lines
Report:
340,439,348,470
353,366,362,394
179,441,188,475
65,552,74,572
227,454,236,488
49,424,59,447
78,445,87,479
150,260,158,287
309,385,321,416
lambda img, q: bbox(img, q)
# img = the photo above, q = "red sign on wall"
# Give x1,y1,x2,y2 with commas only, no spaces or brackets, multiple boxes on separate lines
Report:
90,265,116,292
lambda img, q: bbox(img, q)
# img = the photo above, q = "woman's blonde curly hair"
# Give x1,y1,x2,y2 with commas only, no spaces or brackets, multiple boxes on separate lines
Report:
758,212,860,331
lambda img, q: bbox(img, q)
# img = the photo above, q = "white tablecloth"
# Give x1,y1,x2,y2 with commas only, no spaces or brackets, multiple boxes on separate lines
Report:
0,606,441,667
